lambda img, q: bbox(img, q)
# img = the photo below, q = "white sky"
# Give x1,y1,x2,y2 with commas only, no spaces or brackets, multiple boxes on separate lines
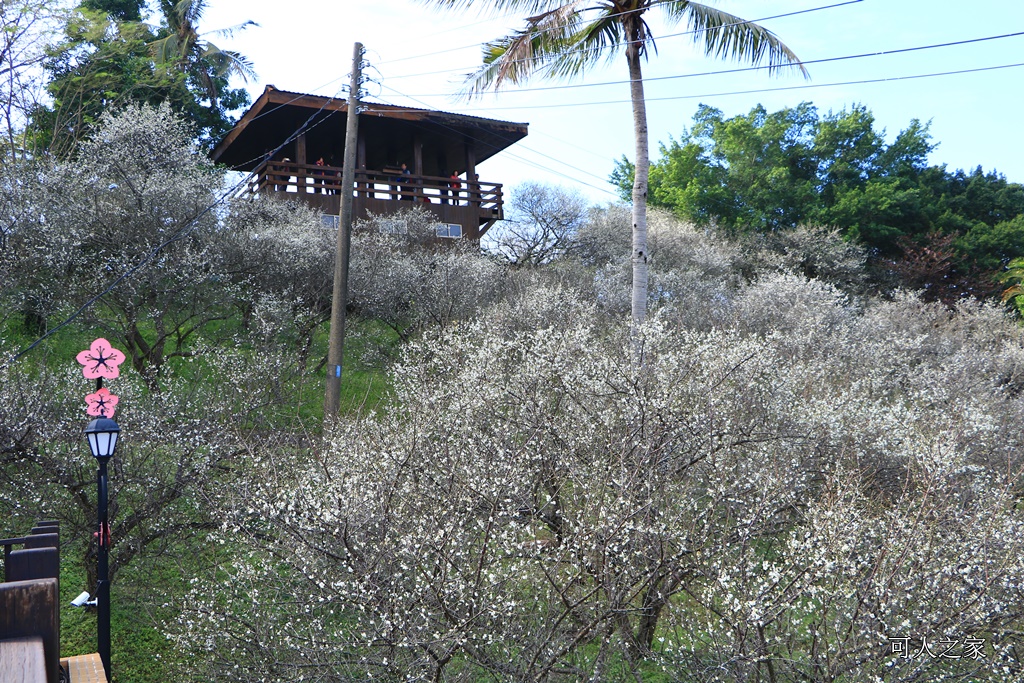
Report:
202,0,1024,204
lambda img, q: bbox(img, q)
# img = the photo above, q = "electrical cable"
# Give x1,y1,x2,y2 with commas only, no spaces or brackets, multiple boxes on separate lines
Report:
412,61,1024,112
532,129,614,162
375,86,618,196
396,29,1024,97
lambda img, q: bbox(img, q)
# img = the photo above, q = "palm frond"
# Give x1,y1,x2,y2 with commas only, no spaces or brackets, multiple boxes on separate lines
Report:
417,0,580,16
201,42,257,81
542,13,630,82
447,0,806,98
658,0,807,77
172,0,204,27
204,20,258,41
457,1,586,98
149,34,180,65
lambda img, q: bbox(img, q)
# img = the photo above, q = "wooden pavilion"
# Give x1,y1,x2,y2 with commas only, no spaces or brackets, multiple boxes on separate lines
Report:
212,85,529,240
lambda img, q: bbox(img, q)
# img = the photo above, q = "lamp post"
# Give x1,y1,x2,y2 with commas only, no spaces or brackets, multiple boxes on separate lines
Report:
85,417,120,682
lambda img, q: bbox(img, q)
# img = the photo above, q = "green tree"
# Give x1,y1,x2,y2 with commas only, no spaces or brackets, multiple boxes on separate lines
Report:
960,214,1024,272
82,0,144,21
421,0,803,322
150,0,256,108
26,0,252,156
617,102,937,245
28,9,167,156
621,102,1024,300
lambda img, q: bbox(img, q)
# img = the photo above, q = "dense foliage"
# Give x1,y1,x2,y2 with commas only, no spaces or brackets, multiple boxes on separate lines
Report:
24,0,251,156
612,103,1024,303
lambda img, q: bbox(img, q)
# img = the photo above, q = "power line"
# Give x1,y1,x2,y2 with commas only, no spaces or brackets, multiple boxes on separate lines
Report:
438,61,1024,112
376,3,658,65
407,13,503,40
395,29,1024,97
533,129,612,163
376,85,618,197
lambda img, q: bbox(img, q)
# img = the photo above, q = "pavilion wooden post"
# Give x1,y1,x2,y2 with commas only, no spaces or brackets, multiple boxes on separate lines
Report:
412,133,423,200
296,133,307,191
324,42,363,419
465,142,479,209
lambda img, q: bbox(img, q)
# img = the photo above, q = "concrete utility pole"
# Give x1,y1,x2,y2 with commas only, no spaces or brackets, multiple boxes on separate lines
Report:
324,42,363,418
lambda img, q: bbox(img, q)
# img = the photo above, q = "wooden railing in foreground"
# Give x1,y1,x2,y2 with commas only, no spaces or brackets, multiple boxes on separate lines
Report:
0,522,61,683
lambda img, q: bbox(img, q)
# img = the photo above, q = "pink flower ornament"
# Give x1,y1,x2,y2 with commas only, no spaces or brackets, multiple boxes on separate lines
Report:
85,387,119,418
76,338,126,380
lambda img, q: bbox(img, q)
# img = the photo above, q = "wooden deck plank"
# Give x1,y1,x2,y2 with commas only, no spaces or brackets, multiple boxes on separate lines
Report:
0,636,46,683
0,579,58,683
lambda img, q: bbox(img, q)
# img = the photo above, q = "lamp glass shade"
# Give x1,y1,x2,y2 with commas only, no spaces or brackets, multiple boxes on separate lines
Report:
85,418,120,460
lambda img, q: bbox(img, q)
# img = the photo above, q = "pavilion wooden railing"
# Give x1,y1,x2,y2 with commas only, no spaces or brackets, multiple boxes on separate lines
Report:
247,160,503,213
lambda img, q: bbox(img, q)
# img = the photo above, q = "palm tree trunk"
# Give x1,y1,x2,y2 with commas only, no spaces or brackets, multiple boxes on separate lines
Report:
626,17,649,324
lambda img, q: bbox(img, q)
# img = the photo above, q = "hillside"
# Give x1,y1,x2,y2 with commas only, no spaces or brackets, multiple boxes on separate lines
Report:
2,105,1024,682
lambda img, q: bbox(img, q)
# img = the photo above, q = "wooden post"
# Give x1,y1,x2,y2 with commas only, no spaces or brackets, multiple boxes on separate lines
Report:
296,133,308,192
324,43,363,419
296,133,307,166
465,142,478,210
413,134,423,200
413,134,423,176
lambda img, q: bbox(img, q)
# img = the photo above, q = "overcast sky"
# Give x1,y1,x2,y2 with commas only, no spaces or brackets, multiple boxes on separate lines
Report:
203,0,1024,204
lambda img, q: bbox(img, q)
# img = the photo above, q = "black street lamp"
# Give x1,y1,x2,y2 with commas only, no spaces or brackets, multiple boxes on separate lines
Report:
85,417,120,682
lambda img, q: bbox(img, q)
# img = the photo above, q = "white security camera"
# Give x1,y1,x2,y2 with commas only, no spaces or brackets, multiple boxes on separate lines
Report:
70,591,93,607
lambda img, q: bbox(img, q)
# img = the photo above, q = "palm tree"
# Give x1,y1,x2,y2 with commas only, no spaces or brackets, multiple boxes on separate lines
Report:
423,0,807,322
150,0,257,107
1000,256,1024,315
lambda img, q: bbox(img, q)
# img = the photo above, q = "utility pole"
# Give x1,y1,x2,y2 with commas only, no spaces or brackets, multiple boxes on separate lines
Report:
324,42,363,418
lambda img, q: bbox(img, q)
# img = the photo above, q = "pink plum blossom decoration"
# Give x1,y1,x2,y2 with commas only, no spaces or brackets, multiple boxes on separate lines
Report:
76,338,126,380
85,387,119,417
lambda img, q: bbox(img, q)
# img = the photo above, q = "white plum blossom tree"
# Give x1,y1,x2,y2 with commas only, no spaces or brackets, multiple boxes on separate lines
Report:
0,335,310,594
348,208,508,340
485,181,589,266
172,279,1024,682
